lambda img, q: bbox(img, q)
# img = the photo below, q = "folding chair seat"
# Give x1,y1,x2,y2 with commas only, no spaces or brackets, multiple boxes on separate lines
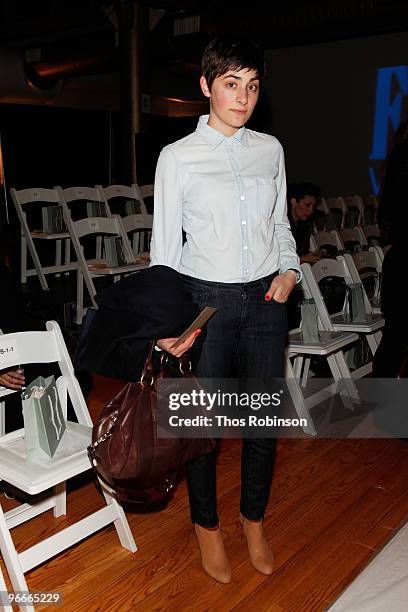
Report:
10,188,77,290
301,258,384,379
325,197,348,229
0,321,136,610
312,229,344,257
97,184,147,217
338,227,367,254
343,249,383,314
58,187,148,323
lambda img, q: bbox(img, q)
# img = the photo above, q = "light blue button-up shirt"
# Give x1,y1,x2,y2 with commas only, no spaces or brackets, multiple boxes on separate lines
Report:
150,114,301,283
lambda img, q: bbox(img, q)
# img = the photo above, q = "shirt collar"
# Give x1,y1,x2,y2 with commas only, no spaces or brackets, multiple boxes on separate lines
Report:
196,114,249,149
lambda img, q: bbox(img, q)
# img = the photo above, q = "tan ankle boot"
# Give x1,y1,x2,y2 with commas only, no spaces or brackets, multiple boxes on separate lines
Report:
239,513,274,575
194,524,232,583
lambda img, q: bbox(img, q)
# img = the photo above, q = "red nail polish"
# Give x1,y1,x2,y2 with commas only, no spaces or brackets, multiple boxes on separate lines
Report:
195,329,202,336
265,295,271,301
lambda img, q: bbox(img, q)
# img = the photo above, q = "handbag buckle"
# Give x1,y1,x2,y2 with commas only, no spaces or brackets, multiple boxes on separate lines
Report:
140,373,154,387
179,360,192,375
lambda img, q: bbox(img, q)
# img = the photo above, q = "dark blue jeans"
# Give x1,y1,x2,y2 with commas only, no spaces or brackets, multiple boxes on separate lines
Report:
182,271,287,528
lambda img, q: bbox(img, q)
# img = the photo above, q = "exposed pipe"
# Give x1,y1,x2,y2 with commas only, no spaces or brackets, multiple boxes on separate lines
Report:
0,47,62,104
117,0,148,184
32,50,118,81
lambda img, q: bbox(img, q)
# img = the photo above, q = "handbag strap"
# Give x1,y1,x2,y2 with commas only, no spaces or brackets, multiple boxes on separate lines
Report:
140,342,193,386
140,341,155,386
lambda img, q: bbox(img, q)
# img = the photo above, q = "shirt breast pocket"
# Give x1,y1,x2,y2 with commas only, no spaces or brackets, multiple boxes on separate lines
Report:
256,176,277,219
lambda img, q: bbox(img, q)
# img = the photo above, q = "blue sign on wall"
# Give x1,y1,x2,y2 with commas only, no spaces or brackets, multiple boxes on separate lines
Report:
369,65,408,194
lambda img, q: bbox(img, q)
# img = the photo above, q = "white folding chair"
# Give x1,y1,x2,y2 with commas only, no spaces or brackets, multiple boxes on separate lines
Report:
120,213,153,259
0,564,13,610
285,282,360,434
58,188,147,323
139,184,154,214
0,327,13,436
312,198,331,232
313,229,344,256
325,197,348,229
362,195,378,225
0,322,136,611
97,184,147,217
10,188,76,290
361,224,381,248
286,328,360,435
338,227,367,253
0,387,13,438
343,195,365,227
343,249,383,314
56,186,112,265
302,258,384,378
57,186,111,219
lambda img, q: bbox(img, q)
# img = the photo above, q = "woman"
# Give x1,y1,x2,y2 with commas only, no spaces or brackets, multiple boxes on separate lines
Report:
150,37,301,583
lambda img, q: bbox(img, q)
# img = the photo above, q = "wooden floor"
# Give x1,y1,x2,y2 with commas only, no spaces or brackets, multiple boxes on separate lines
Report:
2,375,408,611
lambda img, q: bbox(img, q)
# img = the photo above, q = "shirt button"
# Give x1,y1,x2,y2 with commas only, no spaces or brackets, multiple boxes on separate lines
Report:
243,245,248,250
241,220,247,225
240,195,245,201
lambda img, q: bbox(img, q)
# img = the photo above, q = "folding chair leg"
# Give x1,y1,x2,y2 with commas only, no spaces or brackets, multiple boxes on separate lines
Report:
23,229,49,291
55,239,62,279
301,357,311,387
292,356,303,380
75,270,84,325
327,352,360,406
64,238,71,277
367,332,380,356
284,355,317,435
0,401,5,437
0,566,13,612
20,234,27,285
99,481,137,553
0,505,30,597
52,483,66,518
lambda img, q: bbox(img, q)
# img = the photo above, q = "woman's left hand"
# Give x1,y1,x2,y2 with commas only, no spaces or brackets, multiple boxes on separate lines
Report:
156,330,201,359
264,271,297,303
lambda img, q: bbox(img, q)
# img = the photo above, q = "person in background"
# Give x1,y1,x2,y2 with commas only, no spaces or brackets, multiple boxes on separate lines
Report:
287,182,321,264
150,37,301,583
373,118,408,377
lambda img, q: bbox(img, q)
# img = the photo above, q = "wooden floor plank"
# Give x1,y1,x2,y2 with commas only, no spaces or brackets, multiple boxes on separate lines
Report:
1,376,408,611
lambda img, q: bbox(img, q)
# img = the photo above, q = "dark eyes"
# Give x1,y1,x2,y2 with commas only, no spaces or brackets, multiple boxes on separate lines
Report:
225,82,258,91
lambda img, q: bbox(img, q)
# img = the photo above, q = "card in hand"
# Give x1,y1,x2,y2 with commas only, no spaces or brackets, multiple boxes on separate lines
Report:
170,307,217,349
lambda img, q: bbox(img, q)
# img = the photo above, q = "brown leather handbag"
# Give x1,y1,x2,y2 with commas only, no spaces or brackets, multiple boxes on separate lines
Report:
88,342,215,503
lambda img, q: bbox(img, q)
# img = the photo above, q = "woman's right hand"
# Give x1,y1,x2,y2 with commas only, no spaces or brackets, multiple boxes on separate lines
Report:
156,330,201,359
0,368,25,390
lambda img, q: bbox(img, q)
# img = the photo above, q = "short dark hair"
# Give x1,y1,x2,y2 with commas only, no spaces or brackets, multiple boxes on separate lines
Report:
287,182,321,202
201,37,265,90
